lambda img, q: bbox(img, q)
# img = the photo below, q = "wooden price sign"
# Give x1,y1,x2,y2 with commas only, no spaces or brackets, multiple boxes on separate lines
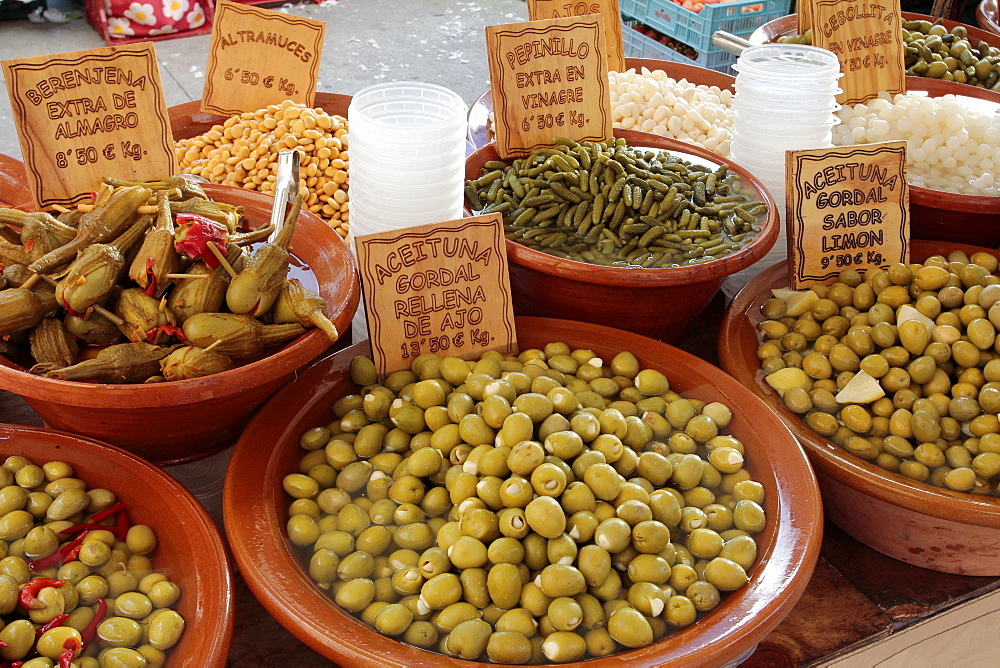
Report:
2,43,175,210
486,15,613,159
808,0,906,105
354,214,518,378
798,0,813,32
526,0,625,71
785,141,909,288
202,0,324,116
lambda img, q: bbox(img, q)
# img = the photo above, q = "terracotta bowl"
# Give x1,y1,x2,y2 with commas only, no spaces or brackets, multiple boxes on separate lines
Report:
750,14,1000,247
0,153,30,207
467,59,734,149
224,316,822,667
979,0,1000,36
718,239,1000,576
465,129,778,344
0,184,361,465
168,92,351,141
0,423,233,665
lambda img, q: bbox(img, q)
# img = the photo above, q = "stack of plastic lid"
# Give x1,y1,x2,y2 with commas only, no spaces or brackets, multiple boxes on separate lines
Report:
347,81,469,339
723,44,842,298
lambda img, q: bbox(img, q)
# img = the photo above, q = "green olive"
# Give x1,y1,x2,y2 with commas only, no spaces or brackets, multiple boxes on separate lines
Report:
607,607,653,648
541,630,588,662
96,616,144,647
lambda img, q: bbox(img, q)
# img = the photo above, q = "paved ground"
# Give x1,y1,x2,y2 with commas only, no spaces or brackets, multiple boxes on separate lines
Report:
0,0,525,158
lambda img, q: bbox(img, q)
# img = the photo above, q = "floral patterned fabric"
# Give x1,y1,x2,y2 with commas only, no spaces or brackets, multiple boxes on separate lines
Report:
106,0,206,38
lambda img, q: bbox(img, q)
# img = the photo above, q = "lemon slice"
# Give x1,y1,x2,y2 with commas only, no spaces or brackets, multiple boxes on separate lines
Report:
835,370,885,404
765,367,812,396
771,288,819,317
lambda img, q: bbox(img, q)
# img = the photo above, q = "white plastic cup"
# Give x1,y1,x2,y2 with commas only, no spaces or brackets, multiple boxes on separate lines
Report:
734,44,842,79
348,81,468,145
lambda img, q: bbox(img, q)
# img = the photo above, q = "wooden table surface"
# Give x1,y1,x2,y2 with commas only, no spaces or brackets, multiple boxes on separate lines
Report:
2,293,1000,666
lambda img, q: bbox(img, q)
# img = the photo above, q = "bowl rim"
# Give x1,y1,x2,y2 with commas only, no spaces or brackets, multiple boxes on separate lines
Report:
979,0,1000,36
224,315,823,667
717,239,1000,528
0,183,361,407
466,129,780,288
0,152,30,207
0,422,235,665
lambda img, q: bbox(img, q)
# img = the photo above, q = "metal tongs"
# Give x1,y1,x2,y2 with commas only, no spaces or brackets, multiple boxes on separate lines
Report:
268,150,301,243
712,31,753,56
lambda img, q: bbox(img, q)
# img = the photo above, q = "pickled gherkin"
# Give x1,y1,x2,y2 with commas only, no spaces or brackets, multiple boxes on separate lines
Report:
466,137,767,268
284,344,768,661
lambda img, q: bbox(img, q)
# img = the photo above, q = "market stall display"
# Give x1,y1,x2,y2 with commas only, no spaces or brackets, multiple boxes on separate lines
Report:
465,129,777,344
0,184,360,464
224,316,822,666
467,59,736,153
0,423,233,665
719,240,1000,575
169,94,352,238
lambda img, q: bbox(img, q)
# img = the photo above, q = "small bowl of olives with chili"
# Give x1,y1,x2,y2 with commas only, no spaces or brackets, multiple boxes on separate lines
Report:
0,423,233,665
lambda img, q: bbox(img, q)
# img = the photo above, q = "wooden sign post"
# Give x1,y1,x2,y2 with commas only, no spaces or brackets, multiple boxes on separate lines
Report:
2,43,175,210
486,15,613,159
202,0,324,116
798,0,813,33
809,0,906,105
526,0,626,71
785,141,909,288
354,214,518,378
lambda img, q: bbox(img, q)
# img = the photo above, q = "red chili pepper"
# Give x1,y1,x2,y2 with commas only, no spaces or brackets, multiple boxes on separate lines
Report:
143,256,157,297
23,239,33,253
143,324,187,345
174,213,229,268
60,503,126,536
80,598,107,649
113,507,130,542
34,613,69,641
29,530,90,572
18,578,65,610
58,637,80,668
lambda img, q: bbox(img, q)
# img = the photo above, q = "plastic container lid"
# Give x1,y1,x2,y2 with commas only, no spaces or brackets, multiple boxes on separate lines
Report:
350,179,462,202
734,86,843,105
348,138,468,160
734,44,842,79
347,128,468,154
348,159,466,185
349,194,464,219
348,81,468,145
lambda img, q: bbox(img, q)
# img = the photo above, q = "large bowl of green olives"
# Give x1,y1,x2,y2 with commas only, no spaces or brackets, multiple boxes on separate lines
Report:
224,316,821,666
0,423,233,665
719,240,1000,575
